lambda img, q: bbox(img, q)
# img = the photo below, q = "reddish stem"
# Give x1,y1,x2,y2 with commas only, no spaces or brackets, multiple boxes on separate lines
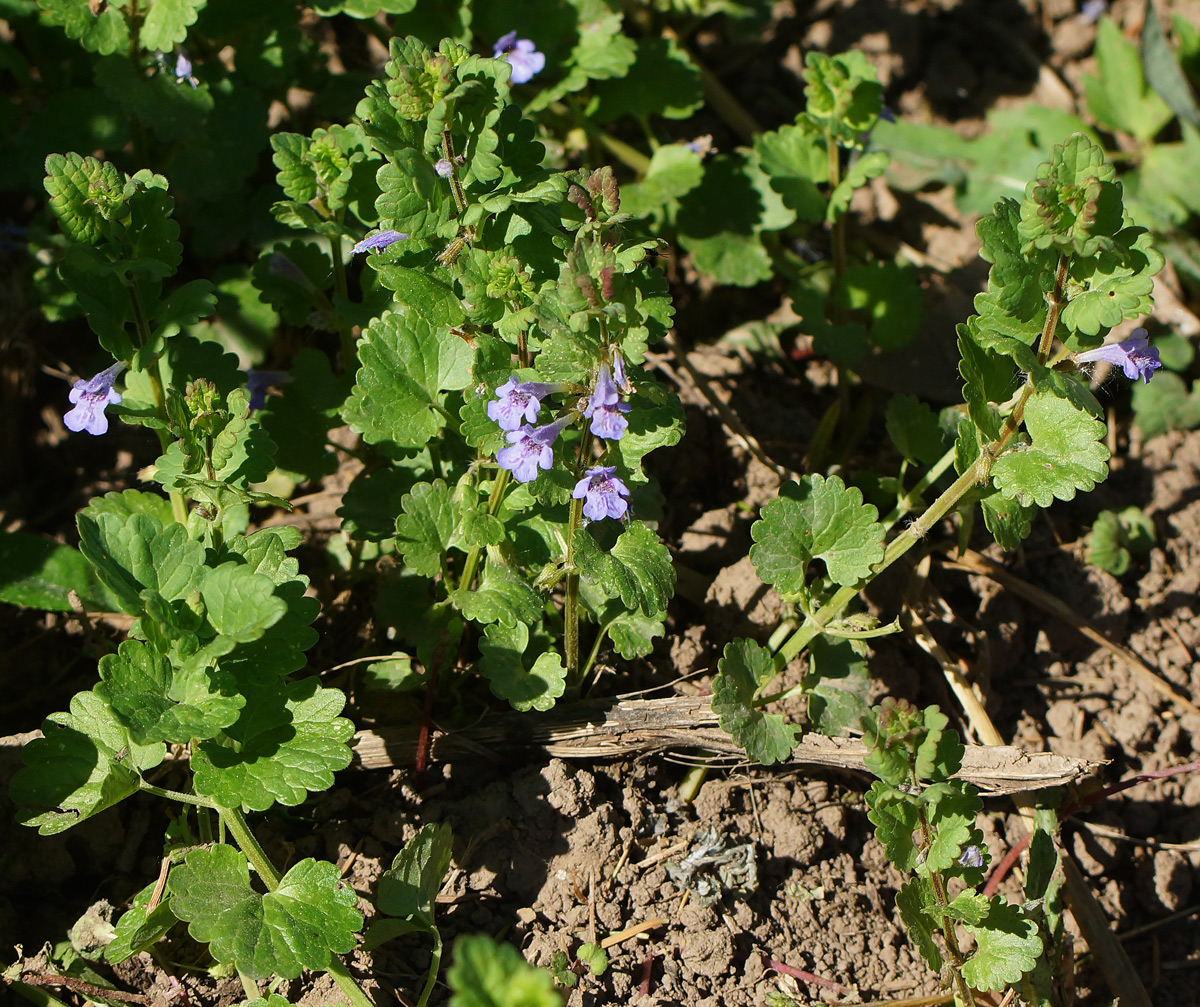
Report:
414,655,444,784
763,955,852,994
984,759,1200,896
638,951,657,998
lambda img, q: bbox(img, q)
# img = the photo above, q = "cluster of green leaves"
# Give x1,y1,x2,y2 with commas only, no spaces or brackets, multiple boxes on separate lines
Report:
627,47,925,369
549,941,608,989
713,131,1163,765
270,34,684,705
953,131,1160,547
875,12,1200,440
863,700,1043,996
712,473,884,763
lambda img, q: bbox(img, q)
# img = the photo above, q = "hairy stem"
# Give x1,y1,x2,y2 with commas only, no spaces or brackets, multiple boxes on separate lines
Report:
918,807,976,1007
138,782,218,809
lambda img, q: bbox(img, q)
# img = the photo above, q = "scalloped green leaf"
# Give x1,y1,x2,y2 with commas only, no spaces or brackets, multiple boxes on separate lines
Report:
447,934,561,1007
712,638,798,766
884,394,945,465
394,479,456,579
895,879,943,973
96,639,244,745
343,310,473,449
0,531,122,612
76,504,205,615
192,679,353,811
38,0,130,54
169,844,361,980
962,900,1043,991
865,781,920,871
140,0,204,51
377,821,453,924
750,474,885,591
453,554,541,628
200,562,288,643
44,152,125,245
804,634,870,737
605,608,665,660
920,784,981,873
574,521,674,618
477,621,566,713
11,691,165,835
992,390,1109,507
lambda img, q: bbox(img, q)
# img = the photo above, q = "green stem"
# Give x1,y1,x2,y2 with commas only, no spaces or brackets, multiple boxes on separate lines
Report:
880,444,958,531
771,255,1075,673
139,782,218,809
459,468,511,591
440,130,470,216
917,807,976,1007
563,497,584,684
237,970,260,1002
415,929,443,1007
128,285,188,524
218,805,376,1007
775,460,983,668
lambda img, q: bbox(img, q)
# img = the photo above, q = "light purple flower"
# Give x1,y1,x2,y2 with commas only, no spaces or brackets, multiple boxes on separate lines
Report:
487,377,558,431
583,363,630,440
1074,328,1162,384
612,353,630,392
64,361,126,436
496,416,572,483
435,158,454,178
957,845,984,869
174,50,197,88
493,31,546,85
245,369,291,411
1079,0,1107,25
572,465,630,522
351,229,409,255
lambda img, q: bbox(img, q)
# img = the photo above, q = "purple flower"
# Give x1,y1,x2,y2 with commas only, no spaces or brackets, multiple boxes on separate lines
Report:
583,363,630,440
572,465,630,522
435,158,454,178
496,416,572,483
957,845,984,869
64,361,126,436
1074,328,1162,384
351,229,409,255
174,50,197,88
493,31,546,85
1079,0,1107,25
487,377,558,431
612,353,630,393
245,369,291,411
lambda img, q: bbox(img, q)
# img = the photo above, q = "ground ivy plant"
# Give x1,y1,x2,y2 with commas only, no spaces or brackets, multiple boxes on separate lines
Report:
10,29,680,1005
862,700,1043,1005
714,130,1162,761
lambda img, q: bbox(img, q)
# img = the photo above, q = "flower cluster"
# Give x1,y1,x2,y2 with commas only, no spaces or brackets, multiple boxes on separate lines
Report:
64,361,126,436
1074,328,1161,384
488,359,634,521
